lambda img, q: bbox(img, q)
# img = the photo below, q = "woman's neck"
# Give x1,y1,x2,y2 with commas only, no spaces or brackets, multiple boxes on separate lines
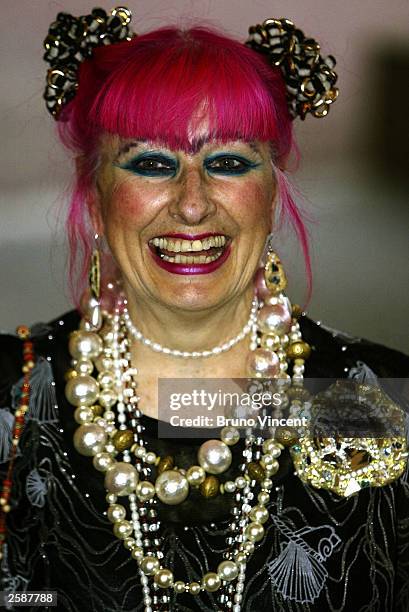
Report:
123,283,256,353
130,338,252,421
123,284,256,421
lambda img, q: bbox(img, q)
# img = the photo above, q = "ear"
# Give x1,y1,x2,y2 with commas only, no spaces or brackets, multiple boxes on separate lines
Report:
75,156,105,236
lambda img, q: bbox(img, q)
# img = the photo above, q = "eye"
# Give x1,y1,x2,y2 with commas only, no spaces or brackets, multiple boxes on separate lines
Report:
117,154,177,176
205,155,256,175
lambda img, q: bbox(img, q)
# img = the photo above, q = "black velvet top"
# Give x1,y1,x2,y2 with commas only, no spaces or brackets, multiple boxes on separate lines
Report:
1,310,409,612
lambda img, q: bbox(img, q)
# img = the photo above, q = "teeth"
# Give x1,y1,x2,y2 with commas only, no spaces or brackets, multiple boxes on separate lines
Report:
150,235,227,253
160,252,223,264
191,240,202,252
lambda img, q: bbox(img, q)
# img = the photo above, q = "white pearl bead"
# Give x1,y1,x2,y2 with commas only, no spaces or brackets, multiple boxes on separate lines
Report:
131,546,144,560
220,426,240,446
262,439,282,457
235,476,246,489
73,424,107,456
123,537,136,550
135,481,155,502
69,330,103,360
249,505,269,524
155,470,189,505
198,440,232,475
113,519,133,539
145,452,157,464
65,375,99,407
97,370,115,387
244,522,264,542
74,406,94,424
134,446,146,459
140,556,160,575
241,541,255,555
224,480,236,493
246,348,280,378
217,560,239,581
99,389,118,409
186,465,206,486
104,462,139,496
75,358,94,375
173,581,186,594
94,355,113,372
258,304,291,335
202,572,221,592
188,582,201,595
93,452,114,472
258,491,269,505
153,568,174,588
107,504,127,523
260,455,279,475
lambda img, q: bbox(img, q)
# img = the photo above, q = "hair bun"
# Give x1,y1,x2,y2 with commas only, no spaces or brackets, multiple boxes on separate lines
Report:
43,6,134,120
246,18,339,120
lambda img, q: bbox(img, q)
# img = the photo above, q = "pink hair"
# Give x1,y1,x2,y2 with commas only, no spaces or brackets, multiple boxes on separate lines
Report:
56,24,312,305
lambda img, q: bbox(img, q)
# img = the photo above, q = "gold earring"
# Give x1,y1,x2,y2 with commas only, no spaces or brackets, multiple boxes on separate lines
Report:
263,235,287,295
86,234,102,330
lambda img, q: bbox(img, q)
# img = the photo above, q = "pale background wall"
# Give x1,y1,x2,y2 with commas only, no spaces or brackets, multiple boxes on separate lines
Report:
1,1,408,352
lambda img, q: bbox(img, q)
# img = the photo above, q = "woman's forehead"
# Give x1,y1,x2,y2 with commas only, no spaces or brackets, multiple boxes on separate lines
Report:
101,134,268,157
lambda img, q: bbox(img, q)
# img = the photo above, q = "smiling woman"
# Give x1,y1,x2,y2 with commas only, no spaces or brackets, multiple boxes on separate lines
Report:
92,134,274,323
1,6,409,612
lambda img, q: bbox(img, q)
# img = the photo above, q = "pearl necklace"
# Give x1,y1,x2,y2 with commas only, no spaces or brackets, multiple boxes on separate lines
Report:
122,295,259,358
65,266,310,611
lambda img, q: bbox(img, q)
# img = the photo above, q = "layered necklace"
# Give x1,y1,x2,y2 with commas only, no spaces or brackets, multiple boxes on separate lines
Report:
64,250,311,611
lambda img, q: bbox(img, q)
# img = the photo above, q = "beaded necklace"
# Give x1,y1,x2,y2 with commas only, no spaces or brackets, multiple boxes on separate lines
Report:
65,255,311,610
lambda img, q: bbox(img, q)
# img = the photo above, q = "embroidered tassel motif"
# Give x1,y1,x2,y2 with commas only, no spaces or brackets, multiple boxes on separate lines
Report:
26,469,48,508
268,515,340,603
0,410,15,464
11,357,58,423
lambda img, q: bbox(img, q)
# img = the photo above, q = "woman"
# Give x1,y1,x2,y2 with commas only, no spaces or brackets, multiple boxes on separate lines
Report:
1,7,409,612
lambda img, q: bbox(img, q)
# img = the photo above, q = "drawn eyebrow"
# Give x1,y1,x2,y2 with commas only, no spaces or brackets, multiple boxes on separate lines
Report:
116,140,145,157
248,142,261,154
189,136,262,155
115,138,262,157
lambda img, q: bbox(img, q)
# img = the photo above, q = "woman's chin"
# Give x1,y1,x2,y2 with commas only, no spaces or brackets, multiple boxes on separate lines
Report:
152,288,231,312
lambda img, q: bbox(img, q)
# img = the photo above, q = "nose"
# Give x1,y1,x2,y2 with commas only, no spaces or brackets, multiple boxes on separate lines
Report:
168,165,216,225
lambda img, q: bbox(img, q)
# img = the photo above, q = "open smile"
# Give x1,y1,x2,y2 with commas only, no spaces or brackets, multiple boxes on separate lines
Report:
147,232,232,275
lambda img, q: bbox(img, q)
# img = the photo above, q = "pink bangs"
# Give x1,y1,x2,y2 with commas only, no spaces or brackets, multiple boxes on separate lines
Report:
61,26,292,162
57,24,311,305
